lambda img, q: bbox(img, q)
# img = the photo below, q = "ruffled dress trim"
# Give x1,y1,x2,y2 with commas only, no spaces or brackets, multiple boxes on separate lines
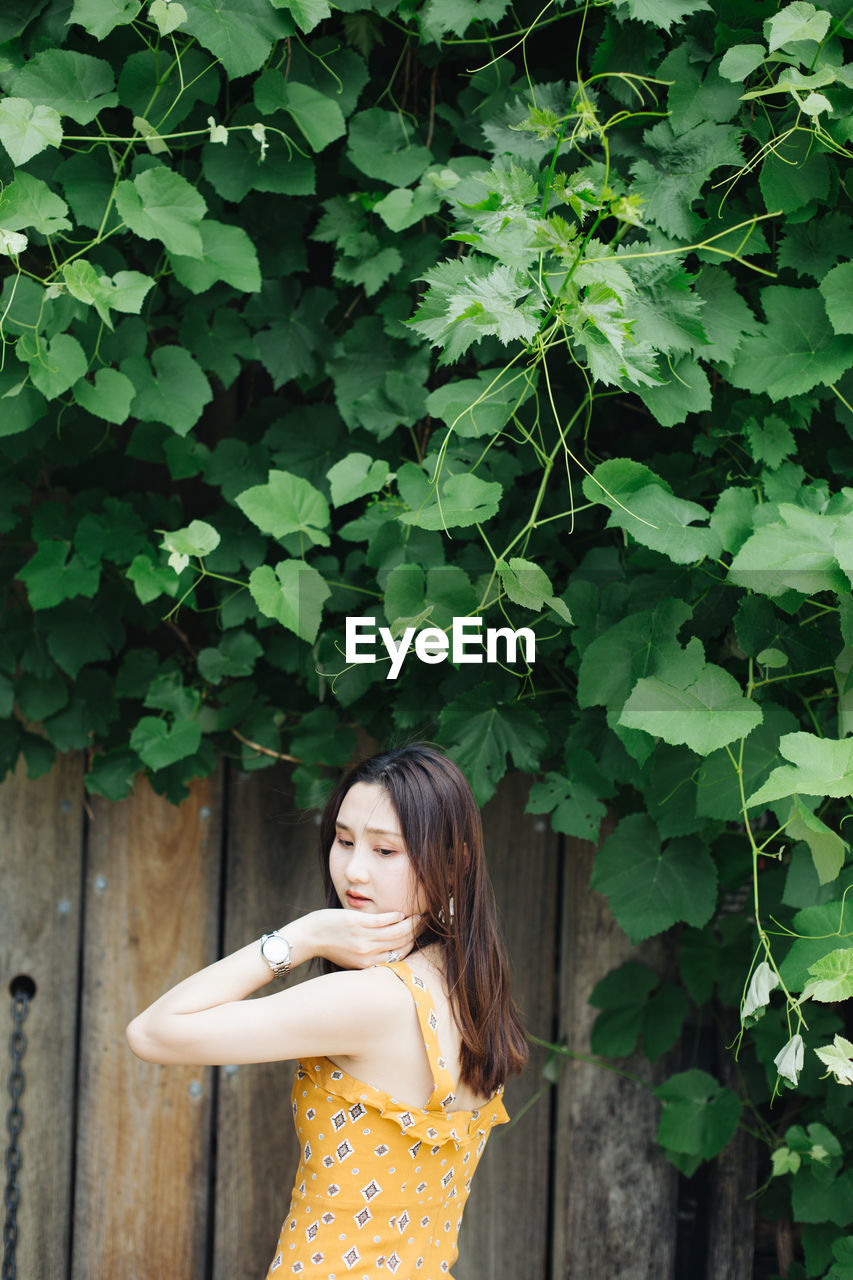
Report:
296,1055,509,1148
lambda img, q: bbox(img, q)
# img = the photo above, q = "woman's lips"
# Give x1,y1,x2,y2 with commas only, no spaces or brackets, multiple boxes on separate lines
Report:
346,890,371,906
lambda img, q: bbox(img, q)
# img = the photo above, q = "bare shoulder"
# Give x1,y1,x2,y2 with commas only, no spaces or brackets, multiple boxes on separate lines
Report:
291,963,414,1025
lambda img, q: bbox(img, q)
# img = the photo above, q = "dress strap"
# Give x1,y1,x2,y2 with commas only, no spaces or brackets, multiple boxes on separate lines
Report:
387,960,458,1111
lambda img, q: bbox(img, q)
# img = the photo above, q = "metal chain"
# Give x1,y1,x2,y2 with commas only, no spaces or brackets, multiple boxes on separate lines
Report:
3,988,31,1280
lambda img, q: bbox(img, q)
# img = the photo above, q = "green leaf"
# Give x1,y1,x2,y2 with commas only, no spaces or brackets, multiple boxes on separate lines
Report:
126,554,180,604
786,796,847,885
637,357,712,428
16,541,100,610
425,367,537,439
438,684,547,805
373,182,442,232
253,283,333,389
764,1,831,51
272,0,330,32
620,638,763,755
0,172,70,235
820,263,853,335
777,214,853,284
744,415,796,469
278,81,346,151
710,486,756,555
780,903,853,990
696,703,799,821
180,0,293,78
73,368,136,424
399,472,502,531
582,459,721,564
327,453,390,507
160,520,220,572
526,771,605,841
629,121,742,239
130,716,202,771
69,0,141,38
802,949,853,1003
577,597,692,713
12,50,117,125
15,672,69,722
718,44,766,81
347,109,432,187
654,1069,741,1162
197,631,263,684
22,334,88,400
618,0,710,30
728,287,853,400
62,261,154,326
0,371,44,440
85,749,139,801
771,1147,802,1177
728,505,853,598
288,705,355,766
115,168,207,258
124,347,212,436
792,1166,853,1226
170,220,261,293
498,557,572,622
236,469,331,546
248,559,330,642
419,0,510,39
588,961,659,1056
591,814,717,943
0,98,62,165
747,733,853,807
149,0,188,34
815,1034,853,1086
410,258,544,362
759,131,829,215
692,271,760,365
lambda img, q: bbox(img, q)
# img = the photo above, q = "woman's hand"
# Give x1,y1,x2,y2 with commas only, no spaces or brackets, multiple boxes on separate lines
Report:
304,908,422,970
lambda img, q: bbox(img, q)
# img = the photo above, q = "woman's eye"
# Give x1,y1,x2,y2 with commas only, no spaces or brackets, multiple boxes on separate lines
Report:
378,847,397,857
336,836,353,847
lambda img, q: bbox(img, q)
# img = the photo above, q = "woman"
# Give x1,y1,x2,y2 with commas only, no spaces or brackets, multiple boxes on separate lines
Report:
127,743,528,1278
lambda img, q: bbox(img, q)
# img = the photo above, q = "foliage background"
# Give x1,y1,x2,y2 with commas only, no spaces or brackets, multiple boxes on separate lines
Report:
2,0,853,1273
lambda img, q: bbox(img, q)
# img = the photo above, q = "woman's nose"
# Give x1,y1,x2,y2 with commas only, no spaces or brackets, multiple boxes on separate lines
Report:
346,842,370,881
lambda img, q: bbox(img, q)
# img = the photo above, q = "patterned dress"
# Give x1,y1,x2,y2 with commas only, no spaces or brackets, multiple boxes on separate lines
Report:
264,959,509,1279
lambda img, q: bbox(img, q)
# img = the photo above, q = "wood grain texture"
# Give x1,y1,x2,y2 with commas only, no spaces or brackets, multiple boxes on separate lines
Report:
705,1024,757,1280
0,753,85,1279
71,771,221,1280
551,832,679,1280
213,765,325,1280
455,773,560,1280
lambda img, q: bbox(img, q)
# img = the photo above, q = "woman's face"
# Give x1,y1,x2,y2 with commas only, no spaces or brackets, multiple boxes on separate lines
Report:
329,781,424,918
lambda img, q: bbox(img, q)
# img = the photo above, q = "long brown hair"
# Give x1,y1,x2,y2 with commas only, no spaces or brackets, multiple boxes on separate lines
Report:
318,743,529,1096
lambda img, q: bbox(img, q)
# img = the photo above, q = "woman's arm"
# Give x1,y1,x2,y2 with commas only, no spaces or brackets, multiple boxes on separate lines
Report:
126,908,418,1066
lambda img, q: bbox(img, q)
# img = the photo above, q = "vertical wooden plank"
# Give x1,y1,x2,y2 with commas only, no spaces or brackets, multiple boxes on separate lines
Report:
71,771,221,1280
213,765,324,1280
705,1025,756,1280
0,753,85,1279
551,833,679,1279
455,773,560,1280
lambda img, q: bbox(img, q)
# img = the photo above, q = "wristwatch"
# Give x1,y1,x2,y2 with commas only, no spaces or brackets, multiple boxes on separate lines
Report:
260,930,293,978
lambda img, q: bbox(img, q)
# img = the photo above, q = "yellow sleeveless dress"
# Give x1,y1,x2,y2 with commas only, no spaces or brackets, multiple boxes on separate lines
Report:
264,959,509,1279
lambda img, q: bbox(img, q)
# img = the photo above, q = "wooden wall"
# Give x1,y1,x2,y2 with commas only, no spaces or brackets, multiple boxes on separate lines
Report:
0,757,755,1279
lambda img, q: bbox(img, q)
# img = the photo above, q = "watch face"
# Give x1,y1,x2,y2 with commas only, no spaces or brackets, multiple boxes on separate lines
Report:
263,935,289,965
